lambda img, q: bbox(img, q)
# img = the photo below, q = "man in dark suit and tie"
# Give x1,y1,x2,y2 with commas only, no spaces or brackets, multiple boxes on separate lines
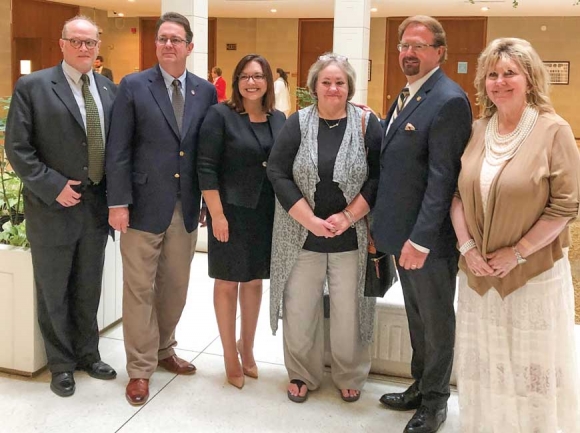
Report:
106,12,217,406
93,55,114,82
5,16,117,397
373,16,472,433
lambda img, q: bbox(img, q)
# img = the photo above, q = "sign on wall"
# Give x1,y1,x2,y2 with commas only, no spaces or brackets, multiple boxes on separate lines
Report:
544,61,569,85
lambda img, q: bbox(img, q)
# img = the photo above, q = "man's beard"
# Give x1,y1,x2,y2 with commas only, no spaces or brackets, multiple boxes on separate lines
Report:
402,57,420,77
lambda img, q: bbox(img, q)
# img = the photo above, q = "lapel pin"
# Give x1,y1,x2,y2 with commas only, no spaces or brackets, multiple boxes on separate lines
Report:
103,86,108,91
191,90,195,95
416,96,421,101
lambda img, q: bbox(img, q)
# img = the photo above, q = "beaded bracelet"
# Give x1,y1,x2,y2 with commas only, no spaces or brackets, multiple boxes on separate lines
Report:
342,209,356,228
459,239,476,256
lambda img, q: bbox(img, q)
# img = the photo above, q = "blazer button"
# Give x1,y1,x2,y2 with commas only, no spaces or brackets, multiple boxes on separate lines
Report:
179,151,185,156
81,142,87,147
262,161,267,167
174,173,180,178
83,166,88,171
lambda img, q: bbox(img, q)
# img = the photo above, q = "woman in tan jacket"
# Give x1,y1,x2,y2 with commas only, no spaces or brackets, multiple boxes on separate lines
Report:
451,38,580,432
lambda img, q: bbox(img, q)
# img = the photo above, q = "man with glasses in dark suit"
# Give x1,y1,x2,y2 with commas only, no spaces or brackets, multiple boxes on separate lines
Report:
5,16,117,397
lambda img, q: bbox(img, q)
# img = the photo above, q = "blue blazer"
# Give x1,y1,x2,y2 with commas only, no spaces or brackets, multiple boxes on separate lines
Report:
372,68,472,257
106,65,217,234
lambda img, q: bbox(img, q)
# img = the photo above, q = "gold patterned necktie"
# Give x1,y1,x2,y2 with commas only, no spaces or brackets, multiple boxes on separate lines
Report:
392,87,410,121
172,79,184,134
81,74,104,184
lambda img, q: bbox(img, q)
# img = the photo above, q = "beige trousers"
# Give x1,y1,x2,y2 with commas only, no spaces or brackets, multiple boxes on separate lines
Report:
283,249,371,391
121,202,198,378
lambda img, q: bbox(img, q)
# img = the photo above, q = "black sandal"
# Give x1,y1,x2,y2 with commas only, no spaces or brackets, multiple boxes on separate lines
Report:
340,389,361,402
287,379,308,403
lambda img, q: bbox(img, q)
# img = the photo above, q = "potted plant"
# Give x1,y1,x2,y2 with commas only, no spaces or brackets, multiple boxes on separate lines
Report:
295,86,315,109
0,96,27,247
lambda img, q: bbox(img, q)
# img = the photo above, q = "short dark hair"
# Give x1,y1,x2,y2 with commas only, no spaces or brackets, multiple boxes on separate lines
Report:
96,55,104,62
155,12,193,44
226,54,275,113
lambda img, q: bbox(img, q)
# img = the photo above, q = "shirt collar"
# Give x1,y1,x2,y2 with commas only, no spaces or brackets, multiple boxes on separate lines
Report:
62,60,95,85
159,65,187,90
407,66,439,99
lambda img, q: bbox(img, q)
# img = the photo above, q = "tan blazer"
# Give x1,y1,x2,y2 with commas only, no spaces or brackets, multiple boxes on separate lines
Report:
457,112,580,298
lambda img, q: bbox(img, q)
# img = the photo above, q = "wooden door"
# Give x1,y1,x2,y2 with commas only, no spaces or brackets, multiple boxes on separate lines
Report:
208,17,216,78
384,17,487,117
298,19,334,89
140,18,159,72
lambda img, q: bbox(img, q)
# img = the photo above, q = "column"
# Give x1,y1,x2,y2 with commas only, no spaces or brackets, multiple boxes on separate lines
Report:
161,0,208,78
333,0,371,105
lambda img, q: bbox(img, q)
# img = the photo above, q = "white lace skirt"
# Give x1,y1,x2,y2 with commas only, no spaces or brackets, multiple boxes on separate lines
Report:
456,251,580,433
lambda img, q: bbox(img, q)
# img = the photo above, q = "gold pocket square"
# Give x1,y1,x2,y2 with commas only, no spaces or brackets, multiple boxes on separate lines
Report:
405,123,416,131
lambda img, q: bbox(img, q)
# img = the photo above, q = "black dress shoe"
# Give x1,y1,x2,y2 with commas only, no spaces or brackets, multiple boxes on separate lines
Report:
379,382,422,411
404,405,447,433
50,372,75,397
81,360,117,380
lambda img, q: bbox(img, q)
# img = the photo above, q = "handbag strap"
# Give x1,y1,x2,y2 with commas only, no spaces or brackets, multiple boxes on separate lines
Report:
361,110,376,253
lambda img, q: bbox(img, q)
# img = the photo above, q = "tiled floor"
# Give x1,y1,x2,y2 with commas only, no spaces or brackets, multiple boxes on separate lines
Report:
1,252,579,433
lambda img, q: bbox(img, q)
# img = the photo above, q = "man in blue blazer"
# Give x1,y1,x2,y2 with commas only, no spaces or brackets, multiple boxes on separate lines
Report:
106,12,217,405
373,16,472,433
5,16,117,397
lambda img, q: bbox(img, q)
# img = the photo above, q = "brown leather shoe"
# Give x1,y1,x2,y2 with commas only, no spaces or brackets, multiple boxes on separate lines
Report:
158,354,197,375
126,379,149,406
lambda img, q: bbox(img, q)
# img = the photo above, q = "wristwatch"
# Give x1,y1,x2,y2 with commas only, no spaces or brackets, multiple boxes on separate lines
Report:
512,246,527,265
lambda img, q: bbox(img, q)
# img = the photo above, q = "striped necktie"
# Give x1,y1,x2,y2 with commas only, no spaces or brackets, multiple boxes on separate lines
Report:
172,79,184,134
81,74,104,184
391,87,410,121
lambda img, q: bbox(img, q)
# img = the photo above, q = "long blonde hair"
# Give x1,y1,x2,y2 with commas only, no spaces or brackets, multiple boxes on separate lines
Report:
475,38,553,118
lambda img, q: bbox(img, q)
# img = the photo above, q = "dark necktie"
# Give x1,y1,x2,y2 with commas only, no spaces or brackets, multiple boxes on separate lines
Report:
172,79,184,133
392,87,410,121
81,74,104,184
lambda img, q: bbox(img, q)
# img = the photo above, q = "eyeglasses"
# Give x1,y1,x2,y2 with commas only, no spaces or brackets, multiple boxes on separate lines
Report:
156,36,188,46
62,38,98,49
397,43,439,52
318,54,348,62
238,74,265,82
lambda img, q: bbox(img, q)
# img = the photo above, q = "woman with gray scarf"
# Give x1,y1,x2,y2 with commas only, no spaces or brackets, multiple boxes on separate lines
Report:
267,53,382,403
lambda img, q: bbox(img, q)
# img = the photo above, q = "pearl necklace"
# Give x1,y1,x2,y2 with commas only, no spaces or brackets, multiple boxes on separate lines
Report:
484,104,539,166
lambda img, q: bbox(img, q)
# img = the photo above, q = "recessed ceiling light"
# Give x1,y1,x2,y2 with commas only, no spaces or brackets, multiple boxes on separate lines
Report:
127,0,135,2
270,8,277,13
481,6,489,11
118,12,125,16
371,8,378,12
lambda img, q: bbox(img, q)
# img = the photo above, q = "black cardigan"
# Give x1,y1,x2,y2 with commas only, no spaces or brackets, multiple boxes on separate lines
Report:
197,103,286,209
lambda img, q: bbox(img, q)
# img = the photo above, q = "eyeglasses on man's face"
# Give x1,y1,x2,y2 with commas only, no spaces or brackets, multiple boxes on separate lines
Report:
62,38,98,49
156,36,188,46
397,43,438,53
238,74,266,83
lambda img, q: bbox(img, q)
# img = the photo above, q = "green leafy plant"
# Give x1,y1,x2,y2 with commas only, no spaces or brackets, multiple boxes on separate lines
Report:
0,219,28,247
0,96,27,247
295,87,315,109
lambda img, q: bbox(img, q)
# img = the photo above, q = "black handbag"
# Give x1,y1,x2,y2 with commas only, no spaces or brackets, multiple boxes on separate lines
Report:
364,218,398,297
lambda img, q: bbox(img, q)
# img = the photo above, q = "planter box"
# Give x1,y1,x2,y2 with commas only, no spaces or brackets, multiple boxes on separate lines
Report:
0,235,123,376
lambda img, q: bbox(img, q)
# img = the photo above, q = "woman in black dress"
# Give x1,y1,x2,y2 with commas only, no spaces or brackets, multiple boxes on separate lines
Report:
198,54,285,389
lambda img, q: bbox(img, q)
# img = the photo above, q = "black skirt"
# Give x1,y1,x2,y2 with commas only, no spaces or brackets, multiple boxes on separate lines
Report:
206,182,275,282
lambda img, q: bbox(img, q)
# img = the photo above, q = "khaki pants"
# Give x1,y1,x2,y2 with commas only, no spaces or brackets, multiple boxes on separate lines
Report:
283,249,371,391
121,202,198,378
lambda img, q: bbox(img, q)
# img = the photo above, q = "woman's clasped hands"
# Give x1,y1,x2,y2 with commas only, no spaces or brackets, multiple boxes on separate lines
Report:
465,246,518,278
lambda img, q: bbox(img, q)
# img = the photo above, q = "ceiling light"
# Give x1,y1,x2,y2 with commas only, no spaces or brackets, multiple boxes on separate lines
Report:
371,7,378,12
127,0,135,2
118,12,125,16
481,6,489,11
270,9,277,13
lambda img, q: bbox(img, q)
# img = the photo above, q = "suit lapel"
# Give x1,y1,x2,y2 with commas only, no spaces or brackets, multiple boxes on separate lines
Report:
268,112,285,146
181,72,199,142
241,113,266,157
51,65,85,133
148,66,180,140
383,68,444,151
94,73,113,136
